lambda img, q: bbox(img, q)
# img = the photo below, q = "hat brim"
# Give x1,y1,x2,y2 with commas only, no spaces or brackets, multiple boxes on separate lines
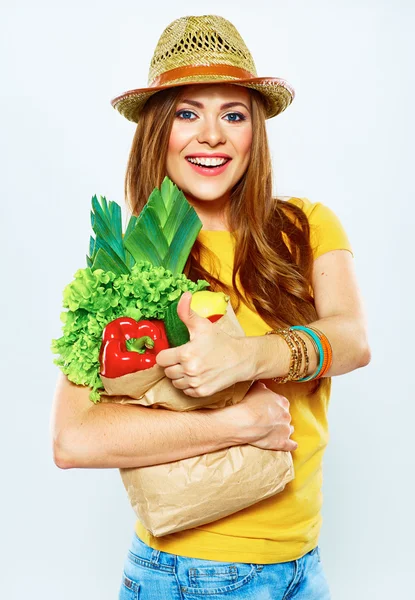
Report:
110,76,295,123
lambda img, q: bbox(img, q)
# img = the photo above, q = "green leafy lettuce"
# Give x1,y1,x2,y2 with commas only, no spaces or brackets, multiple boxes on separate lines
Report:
51,261,209,402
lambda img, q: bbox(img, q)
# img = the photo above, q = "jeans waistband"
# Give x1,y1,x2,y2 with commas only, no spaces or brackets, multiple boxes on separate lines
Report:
129,532,320,571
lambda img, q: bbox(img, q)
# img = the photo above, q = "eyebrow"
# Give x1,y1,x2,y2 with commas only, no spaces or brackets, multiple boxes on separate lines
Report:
178,99,251,112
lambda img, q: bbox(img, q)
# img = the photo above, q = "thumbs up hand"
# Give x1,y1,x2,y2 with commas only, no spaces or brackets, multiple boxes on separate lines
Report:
156,292,251,397
176,290,213,340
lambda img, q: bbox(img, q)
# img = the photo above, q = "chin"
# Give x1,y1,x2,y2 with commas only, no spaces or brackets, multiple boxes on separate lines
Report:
187,189,229,203
184,179,233,202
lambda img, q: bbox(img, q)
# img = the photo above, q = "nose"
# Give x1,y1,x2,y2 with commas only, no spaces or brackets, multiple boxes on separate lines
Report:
197,116,226,147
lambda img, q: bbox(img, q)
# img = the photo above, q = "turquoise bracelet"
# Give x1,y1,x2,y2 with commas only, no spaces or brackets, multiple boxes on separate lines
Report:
290,326,325,382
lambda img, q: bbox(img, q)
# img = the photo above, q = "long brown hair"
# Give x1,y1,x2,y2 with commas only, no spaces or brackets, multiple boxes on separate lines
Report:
125,86,318,331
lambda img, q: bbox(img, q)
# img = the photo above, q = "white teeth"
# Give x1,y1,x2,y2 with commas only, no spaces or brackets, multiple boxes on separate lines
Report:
187,157,228,167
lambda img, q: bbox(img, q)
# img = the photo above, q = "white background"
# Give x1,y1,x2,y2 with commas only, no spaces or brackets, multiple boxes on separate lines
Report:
1,1,413,598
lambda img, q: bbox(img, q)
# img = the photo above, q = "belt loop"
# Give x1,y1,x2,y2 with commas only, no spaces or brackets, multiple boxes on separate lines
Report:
150,549,160,564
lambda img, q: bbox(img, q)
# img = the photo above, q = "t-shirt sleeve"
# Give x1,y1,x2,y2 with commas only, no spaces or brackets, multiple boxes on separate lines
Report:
289,197,353,260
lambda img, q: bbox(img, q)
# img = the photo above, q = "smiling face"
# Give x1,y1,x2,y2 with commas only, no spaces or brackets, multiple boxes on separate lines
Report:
166,84,253,223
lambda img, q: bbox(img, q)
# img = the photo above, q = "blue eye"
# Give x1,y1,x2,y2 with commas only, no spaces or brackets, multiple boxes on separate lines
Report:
224,112,245,122
176,110,196,120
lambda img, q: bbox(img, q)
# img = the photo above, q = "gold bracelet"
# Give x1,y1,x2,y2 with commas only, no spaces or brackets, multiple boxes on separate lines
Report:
289,330,303,380
291,330,309,379
266,328,304,384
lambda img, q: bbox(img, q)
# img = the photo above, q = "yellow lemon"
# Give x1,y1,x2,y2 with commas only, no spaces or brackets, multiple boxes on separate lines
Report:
191,291,229,318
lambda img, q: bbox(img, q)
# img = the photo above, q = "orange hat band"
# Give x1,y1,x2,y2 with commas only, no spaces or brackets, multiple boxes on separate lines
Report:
150,64,256,87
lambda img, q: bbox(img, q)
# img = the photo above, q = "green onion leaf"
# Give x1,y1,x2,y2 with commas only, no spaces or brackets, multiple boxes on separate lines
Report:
124,177,202,276
91,247,130,274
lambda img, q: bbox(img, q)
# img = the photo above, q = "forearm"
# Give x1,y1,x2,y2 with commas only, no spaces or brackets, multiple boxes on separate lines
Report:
246,314,371,381
53,395,239,470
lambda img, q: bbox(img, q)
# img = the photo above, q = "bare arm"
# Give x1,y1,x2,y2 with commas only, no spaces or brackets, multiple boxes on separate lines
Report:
51,374,296,470
249,250,371,380
51,373,237,469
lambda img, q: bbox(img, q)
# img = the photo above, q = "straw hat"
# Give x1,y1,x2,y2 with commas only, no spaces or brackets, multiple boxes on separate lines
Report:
111,15,295,122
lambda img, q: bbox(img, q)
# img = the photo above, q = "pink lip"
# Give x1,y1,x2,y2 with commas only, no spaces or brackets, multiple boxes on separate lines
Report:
186,157,231,177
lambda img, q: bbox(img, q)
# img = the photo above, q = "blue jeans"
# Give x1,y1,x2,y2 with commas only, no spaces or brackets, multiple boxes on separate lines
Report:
119,533,331,599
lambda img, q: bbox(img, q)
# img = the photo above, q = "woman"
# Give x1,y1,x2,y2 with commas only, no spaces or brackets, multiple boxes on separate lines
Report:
51,14,370,599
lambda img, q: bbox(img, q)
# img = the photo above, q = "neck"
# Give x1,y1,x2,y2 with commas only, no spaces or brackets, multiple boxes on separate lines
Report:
184,192,231,231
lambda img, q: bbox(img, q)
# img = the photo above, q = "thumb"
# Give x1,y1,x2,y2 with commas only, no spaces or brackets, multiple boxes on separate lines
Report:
177,291,209,336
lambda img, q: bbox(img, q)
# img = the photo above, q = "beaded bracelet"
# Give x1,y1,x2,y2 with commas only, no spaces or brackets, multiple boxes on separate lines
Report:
266,325,333,383
265,328,302,384
293,329,310,379
266,328,309,383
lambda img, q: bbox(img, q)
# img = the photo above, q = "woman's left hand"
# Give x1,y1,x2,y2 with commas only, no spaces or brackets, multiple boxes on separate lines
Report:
156,292,252,397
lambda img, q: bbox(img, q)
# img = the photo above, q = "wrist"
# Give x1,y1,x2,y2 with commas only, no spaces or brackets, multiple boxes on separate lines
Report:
231,336,259,382
209,403,250,446
245,334,291,380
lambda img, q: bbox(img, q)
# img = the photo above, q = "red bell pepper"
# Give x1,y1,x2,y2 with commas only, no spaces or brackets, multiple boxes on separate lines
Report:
207,314,223,323
99,317,169,378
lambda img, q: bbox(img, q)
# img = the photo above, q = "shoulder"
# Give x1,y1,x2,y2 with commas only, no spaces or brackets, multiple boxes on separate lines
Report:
280,196,329,222
279,196,353,260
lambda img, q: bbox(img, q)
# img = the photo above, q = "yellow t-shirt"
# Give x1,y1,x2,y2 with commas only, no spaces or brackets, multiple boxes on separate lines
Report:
135,197,353,563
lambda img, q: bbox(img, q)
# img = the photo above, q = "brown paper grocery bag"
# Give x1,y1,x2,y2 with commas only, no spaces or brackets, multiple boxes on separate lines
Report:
99,301,294,535
120,445,294,537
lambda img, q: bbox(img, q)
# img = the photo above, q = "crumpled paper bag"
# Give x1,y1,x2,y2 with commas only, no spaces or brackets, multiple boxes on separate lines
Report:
100,303,294,536
122,445,294,536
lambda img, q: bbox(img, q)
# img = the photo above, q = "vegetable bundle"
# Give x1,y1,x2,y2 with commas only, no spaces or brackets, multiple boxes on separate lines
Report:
51,177,294,537
51,177,210,401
